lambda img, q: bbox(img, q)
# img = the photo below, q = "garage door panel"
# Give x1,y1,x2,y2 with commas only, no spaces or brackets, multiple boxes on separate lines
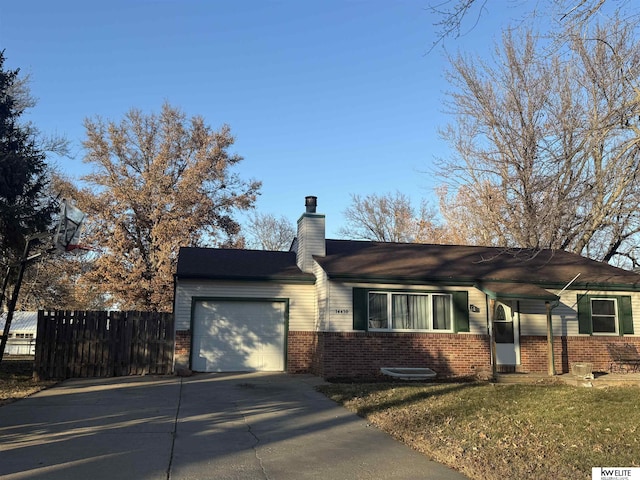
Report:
192,300,285,372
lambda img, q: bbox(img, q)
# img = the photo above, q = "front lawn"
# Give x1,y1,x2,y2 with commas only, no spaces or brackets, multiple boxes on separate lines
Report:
318,382,640,480
0,359,55,406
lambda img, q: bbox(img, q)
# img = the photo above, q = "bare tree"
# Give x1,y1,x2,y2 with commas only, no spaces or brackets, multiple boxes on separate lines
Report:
427,0,634,49
428,0,488,47
16,253,107,311
338,191,447,243
70,103,260,311
437,17,640,267
244,213,295,251
436,184,505,247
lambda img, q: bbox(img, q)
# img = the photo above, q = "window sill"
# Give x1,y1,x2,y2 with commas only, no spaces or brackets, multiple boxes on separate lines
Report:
368,328,455,334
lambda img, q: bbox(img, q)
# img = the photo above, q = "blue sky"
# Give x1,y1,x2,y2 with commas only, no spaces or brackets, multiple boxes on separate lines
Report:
0,0,522,239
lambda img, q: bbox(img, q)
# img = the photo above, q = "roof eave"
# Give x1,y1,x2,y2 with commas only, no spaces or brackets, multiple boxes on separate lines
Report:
324,273,477,286
475,283,560,301
176,274,316,284
324,274,640,293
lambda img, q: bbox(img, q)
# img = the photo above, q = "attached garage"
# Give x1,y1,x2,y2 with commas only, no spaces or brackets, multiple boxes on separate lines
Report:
191,298,287,372
173,247,317,373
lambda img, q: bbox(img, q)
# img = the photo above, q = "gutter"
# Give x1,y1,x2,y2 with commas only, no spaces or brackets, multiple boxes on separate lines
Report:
326,273,640,291
175,274,316,284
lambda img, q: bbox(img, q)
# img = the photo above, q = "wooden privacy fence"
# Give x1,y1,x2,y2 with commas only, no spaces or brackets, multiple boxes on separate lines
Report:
34,310,174,380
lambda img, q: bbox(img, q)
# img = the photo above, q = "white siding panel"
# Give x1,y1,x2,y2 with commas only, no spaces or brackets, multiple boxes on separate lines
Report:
175,280,316,331
296,214,325,273
519,298,544,336
313,260,328,331
468,288,489,335
519,290,640,337
325,281,353,331
631,293,640,335
518,299,578,337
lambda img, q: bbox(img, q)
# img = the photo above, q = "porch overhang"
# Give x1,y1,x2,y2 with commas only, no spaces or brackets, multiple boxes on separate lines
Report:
475,281,560,301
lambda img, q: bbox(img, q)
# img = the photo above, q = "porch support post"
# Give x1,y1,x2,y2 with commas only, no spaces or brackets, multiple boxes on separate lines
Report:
546,301,556,376
489,298,497,377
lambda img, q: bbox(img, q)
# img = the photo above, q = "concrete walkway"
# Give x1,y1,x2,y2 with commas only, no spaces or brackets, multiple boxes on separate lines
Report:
0,373,468,480
495,371,640,387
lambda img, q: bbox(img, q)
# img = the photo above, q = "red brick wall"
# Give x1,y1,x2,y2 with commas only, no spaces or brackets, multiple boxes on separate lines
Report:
287,331,317,373
287,331,492,380
180,329,639,377
174,329,191,369
520,336,640,373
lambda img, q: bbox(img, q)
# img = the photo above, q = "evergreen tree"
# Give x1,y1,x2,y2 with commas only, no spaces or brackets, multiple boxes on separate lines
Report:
0,50,54,268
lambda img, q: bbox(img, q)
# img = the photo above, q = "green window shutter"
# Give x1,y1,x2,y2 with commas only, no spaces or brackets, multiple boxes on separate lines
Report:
577,294,592,335
452,291,469,333
352,288,368,331
618,295,634,335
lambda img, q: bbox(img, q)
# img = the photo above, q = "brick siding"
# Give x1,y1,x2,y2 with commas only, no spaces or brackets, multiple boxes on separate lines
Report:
288,331,491,380
520,336,640,373
179,327,639,378
286,331,317,373
174,329,191,369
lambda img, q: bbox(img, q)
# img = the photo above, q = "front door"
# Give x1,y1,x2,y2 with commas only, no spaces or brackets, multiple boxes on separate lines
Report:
494,301,520,365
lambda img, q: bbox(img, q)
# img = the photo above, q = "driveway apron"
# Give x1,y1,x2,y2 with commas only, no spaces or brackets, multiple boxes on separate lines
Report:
0,373,468,480
0,376,179,479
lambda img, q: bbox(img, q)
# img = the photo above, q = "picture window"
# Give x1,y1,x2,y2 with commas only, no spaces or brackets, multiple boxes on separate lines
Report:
368,292,452,332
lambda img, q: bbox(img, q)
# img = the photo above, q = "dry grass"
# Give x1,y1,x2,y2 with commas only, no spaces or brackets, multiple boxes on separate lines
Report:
318,381,640,480
0,358,56,406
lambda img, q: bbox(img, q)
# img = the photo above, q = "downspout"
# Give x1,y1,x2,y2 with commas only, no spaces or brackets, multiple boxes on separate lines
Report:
172,273,177,373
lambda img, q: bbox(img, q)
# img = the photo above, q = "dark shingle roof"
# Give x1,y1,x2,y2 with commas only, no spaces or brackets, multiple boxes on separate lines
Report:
475,281,560,300
176,241,640,290
314,240,640,289
176,247,314,282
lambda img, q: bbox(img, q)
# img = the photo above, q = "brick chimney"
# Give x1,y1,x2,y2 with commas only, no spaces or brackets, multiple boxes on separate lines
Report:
296,196,325,273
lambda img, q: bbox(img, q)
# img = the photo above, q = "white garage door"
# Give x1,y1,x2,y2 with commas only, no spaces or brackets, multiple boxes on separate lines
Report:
191,300,286,372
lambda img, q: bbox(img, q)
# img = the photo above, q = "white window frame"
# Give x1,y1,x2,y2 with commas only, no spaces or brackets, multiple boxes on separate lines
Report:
368,291,454,332
590,297,619,335
14,333,34,339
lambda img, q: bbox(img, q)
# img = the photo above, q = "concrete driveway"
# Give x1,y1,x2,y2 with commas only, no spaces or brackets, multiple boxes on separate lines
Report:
0,373,468,479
